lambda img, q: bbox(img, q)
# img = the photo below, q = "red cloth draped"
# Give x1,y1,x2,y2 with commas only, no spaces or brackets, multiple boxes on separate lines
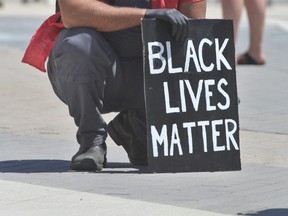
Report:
22,12,64,72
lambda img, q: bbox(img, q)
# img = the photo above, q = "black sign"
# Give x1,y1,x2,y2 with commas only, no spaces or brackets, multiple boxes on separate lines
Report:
141,19,241,173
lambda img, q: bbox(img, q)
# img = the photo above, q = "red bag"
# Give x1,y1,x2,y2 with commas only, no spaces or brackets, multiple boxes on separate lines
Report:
22,12,64,72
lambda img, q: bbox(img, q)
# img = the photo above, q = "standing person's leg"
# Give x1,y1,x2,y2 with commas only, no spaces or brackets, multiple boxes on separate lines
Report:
47,27,124,171
221,0,244,42
239,0,266,64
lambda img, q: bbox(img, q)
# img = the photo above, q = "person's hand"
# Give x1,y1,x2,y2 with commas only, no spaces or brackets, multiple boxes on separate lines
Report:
144,9,188,42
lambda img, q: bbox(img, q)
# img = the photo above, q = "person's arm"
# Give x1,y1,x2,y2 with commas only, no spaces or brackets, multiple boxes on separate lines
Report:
58,0,146,32
178,0,206,19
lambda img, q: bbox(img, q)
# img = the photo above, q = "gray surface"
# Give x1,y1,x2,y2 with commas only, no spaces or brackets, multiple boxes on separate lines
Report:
237,25,288,134
0,2,288,216
0,16,45,50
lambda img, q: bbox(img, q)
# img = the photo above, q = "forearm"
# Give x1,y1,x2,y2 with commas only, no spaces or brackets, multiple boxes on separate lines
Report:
58,0,146,32
179,0,206,19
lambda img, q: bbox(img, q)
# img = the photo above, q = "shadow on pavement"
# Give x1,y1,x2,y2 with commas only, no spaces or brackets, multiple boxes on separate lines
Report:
238,208,288,216
0,160,149,173
0,159,71,173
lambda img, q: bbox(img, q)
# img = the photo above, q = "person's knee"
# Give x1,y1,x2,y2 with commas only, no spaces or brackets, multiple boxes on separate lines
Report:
52,28,113,82
56,28,100,60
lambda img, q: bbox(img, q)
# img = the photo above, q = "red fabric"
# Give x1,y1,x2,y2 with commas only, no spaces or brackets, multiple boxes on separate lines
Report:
151,0,203,9
22,12,64,72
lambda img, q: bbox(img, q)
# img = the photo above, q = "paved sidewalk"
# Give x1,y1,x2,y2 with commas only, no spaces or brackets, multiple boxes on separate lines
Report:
0,1,288,216
1,179,233,216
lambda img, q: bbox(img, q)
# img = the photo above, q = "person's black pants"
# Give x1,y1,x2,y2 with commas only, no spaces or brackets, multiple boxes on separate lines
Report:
47,27,145,149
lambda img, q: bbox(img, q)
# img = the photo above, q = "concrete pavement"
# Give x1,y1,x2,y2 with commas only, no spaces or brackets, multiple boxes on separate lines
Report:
0,1,288,216
1,179,234,216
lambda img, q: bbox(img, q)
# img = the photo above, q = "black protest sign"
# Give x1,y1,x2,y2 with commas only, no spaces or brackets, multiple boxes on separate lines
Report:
141,19,241,173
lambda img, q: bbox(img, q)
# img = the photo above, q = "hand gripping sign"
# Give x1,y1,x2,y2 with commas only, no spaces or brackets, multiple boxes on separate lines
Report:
141,19,241,173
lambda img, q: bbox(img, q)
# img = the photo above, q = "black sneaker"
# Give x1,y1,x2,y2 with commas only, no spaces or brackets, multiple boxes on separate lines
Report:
107,110,148,166
70,143,107,171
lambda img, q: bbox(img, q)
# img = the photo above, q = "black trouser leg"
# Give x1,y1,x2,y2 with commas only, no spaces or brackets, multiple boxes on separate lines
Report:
47,28,121,148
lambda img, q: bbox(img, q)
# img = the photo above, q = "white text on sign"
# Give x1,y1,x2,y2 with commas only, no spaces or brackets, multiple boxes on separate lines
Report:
148,39,232,74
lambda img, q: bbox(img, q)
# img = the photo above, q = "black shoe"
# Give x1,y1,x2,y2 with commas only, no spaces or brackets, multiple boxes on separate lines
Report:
70,143,107,171
107,110,148,166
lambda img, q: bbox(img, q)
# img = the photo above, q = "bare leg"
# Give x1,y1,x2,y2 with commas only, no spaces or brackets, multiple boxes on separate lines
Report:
221,0,244,42
244,0,266,63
